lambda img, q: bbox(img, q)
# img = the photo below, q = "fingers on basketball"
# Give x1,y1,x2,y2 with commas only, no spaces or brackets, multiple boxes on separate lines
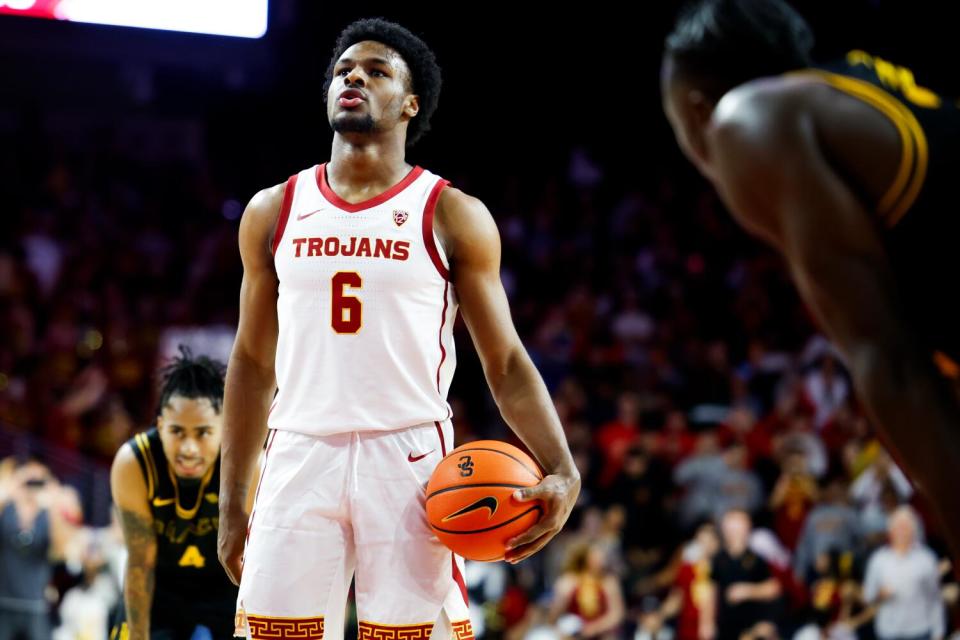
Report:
426,440,546,562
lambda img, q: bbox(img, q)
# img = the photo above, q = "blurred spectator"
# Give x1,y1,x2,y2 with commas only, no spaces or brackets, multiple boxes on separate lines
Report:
713,443,765,521
769,450,819,551
0,456,79,640
52,539,119,640
675,438,764,528
703,510,782,640
595,392,643,487
794,549,872,640
650,410,696,469
775,412,828,479
793,476,861,584
863,506,944,640
674,432,725,528
850,452,913,516
464,560,509,639
549,543,626,640
723,405,774,471
608,444,671,553
801,350,850,431
649,522,721,640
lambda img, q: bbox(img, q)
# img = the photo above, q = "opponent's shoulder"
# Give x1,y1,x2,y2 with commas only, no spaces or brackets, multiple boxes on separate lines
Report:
110,438,149,508
710,76,818,153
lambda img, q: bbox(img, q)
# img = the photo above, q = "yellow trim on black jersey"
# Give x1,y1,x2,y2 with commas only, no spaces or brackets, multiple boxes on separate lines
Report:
133,433,156,499
791,70,929,227
166,458,217,520
143,434,160,500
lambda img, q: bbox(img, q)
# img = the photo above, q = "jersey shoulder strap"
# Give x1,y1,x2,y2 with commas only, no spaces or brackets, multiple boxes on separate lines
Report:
127,427,163,500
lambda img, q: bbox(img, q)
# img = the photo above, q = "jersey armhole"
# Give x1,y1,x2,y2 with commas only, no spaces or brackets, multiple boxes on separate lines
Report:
790,69,928,227
422,179,452,280
271,173,300,256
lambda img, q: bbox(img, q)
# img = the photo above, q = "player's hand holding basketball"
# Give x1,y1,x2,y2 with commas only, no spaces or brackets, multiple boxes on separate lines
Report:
504,468,580,563
218,500,246,585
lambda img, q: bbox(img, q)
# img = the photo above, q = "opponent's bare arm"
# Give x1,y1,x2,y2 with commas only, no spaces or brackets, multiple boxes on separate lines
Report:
435,188,580,564
218,184,284,585
708,84,960,559
111,446,156,640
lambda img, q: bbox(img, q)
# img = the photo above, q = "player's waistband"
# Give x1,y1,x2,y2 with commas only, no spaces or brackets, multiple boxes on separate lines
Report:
268,417,451,439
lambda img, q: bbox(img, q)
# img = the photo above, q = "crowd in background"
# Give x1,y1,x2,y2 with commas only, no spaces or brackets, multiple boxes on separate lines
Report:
1,110,957,640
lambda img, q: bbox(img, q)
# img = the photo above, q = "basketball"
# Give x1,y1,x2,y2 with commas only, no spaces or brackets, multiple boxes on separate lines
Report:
426,440,545,562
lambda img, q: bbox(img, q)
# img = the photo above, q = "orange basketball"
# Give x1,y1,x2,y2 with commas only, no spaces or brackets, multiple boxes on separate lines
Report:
426,440,544,562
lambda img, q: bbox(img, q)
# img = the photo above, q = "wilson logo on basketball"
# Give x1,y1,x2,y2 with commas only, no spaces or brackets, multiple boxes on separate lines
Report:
393,209,409,226
441,496,498,522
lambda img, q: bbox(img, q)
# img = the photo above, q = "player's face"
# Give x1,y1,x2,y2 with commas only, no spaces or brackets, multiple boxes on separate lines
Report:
327,41,419,138
661,56,712,179
157,396,223,480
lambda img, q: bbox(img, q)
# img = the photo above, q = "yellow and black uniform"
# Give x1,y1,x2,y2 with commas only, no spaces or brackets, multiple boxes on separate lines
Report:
793,51,960,369
110,428,236,640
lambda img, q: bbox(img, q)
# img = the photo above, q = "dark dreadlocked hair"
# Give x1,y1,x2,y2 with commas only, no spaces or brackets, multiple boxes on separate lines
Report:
156,346,227,416
664,0,814,100
323,17,442,147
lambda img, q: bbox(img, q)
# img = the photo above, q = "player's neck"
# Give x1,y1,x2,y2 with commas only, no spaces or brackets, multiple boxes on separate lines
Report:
329,135,410,194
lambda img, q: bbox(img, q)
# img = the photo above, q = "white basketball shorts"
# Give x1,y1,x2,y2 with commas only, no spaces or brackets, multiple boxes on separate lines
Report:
235,420,474,640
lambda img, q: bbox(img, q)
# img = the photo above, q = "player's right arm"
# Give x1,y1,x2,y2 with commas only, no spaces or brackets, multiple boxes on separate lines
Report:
218,184,285,585
707,81,960,556
111,444,156,640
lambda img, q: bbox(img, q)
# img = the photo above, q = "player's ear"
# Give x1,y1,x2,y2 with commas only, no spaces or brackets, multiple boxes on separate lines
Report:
687,89,713,128
684,89,714,161
403,94,420,120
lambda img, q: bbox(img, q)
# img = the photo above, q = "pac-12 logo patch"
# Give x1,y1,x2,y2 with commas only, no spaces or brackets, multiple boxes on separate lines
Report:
393,209,409,226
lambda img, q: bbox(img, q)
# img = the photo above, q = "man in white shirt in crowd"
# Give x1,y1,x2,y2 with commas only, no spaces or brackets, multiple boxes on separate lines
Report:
863,506,944,640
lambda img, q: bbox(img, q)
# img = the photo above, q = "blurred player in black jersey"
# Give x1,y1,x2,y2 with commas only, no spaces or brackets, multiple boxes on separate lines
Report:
110,348,246,639
662,0,960,561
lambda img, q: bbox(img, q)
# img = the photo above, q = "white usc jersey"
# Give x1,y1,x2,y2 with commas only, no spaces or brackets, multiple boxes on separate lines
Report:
268,163,457,435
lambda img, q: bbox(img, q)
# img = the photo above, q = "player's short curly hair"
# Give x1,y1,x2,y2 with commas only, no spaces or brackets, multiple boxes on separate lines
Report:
156,346,227,416
665,0,814,100
323,18,442,147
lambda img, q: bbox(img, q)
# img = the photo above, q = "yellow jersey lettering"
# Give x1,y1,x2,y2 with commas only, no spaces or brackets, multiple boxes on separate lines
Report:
178,545,206,568
847,49,941,108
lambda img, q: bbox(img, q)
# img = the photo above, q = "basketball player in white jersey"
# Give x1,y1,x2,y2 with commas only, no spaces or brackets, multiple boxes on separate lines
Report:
217,18,581,640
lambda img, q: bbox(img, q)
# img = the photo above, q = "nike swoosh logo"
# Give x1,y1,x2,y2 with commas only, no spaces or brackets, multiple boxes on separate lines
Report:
296,209,321,221
408,449,435,462
442,496,498,522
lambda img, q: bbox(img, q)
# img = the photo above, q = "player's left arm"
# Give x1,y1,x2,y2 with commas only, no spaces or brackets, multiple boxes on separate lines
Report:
435,187,581,564
709,85,960,551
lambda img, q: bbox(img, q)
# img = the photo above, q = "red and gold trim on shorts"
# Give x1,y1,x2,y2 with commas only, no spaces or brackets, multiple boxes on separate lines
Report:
451,619,476,640
357,619,475,640
236,610,325,639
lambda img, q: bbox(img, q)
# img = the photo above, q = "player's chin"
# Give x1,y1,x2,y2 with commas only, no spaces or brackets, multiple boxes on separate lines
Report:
332,112,376,134
173,459,208,478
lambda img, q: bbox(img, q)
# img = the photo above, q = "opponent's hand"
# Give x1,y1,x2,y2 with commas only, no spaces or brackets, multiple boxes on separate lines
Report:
504,470,580,563
218,502,248,585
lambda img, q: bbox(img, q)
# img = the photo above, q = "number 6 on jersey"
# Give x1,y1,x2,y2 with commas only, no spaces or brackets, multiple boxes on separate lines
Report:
331,271,362,334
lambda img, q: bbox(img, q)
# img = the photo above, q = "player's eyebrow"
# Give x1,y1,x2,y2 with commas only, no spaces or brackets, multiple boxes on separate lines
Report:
336,57,393,67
